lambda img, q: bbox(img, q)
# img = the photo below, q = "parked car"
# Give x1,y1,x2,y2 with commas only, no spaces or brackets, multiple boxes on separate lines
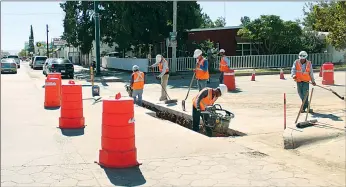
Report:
7,55,20,68
32,56,47,70
1,58,17,74
43,58,74,78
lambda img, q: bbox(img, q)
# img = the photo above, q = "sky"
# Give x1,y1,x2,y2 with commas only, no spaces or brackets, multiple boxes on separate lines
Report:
1,1,308,54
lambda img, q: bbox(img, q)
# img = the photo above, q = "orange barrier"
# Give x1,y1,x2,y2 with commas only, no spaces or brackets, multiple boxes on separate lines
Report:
59,81,85,129
44,78,61,108
280,68,285,80
223,69,236,91
322,62,334,85
99,95,139,168
47,73,62,93
251,69,256,81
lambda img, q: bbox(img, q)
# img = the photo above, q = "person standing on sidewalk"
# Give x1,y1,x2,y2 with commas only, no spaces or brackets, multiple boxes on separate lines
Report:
291,51,316,113
193,49,209,91
192,84,227,137
150,54,170,101
131,65,145,106
218,49,231,84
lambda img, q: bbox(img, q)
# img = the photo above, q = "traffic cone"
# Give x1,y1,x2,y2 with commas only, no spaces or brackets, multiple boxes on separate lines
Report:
319,66,322,77
280,68,285,80
251,69,255,81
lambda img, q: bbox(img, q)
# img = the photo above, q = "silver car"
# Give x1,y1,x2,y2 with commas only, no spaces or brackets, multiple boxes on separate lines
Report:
1,59,17,74
32,56,47,70
7,55,20,68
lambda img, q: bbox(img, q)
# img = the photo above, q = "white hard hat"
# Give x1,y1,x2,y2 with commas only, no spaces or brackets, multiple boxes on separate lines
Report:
193,49,203,58
217,84,227,96
219,49,225,53
155,54,162,63
132,65,139,71
298,51,308,59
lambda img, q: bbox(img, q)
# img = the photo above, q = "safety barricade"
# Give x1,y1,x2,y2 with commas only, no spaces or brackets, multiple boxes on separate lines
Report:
99,96,139,168
223,69,236,91
59,80,85,129
322,62,334,85
44,78,61,108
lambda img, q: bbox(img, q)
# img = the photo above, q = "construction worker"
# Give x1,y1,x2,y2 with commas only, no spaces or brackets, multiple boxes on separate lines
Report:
150,54,169,101
130,65,145,106
218,49,231,84
291,51,316,113
192,84,228,137
193,49,209,91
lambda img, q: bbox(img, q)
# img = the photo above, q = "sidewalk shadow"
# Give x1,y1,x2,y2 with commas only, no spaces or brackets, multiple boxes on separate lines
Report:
103,166,146,186
311,112,343,121
60,128,85,136
294,133,343,148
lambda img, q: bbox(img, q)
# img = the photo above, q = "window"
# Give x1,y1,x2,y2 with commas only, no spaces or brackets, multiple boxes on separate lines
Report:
235,50,243,56
242,44,251,50
243,50,251,56
236,44,242,50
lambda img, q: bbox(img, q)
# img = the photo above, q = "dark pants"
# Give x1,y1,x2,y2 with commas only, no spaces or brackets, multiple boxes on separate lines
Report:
297,82,310,111
192,106,213,137
219,72,224,84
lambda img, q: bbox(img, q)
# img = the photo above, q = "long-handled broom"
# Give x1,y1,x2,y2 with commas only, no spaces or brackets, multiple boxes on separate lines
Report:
151,71,177,104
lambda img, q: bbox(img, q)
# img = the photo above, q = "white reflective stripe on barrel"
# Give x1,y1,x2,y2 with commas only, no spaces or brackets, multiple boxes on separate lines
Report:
224,73,234,76
322,69,334,72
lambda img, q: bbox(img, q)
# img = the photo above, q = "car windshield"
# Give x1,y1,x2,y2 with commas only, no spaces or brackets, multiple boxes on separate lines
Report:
35,57,47,64
7,55,19,59
1,62,13,68
53,59,72,64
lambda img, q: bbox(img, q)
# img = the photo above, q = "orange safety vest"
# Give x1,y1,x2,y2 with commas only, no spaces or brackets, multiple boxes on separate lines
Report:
219,56,230,72
159,58,169,73
196,58,210,80
295,60,312,82
132,71,145,90
192,88,218,111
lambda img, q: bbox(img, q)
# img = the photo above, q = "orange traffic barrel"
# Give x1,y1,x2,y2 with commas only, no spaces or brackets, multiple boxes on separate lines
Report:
44,78,61,108
59,81,85,129
322,62,334,85
47,73,62,92
99,97,139,168
223,69,236,91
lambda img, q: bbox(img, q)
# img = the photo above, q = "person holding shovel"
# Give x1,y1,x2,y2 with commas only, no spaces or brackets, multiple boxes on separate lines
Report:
192,84,228,137
193,49,209,91
150,54,170,101
291,51,316,113
130,65,145,106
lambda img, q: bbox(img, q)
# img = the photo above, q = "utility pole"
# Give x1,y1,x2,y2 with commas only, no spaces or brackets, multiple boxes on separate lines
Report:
46,24,49,58
172,0,177,73
94,1,101,76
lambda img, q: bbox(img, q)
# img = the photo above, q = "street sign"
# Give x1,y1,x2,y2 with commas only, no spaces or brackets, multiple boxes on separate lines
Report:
169,32,177,41
36,42,42,47
53,38,67,46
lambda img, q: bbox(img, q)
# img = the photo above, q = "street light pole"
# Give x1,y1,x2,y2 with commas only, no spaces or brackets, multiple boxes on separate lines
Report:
172,0,177,73
94,1,101,76
46,24,49,57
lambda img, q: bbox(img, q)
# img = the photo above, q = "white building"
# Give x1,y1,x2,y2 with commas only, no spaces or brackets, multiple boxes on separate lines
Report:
317,32,346,63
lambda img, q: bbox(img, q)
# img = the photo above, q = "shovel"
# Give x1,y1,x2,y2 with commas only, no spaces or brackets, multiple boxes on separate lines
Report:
310,82,345,100
182,72,195,111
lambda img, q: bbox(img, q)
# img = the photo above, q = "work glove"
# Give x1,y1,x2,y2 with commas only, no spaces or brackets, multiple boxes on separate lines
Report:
196,108,200,112
311,81,316,86
292,76,297,81
193,69,196,73
156,76,161,80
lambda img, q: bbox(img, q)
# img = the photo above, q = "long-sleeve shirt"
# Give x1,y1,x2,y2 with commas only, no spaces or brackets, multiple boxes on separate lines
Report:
130,71,145,87
195,88,217,110
291,60,315,82
222,56,230,67
197,58,208,72
151,60,168,78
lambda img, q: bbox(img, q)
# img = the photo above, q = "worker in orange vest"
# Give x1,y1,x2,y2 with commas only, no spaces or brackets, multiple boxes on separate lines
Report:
131,65,145,106
150,54,170,101
192,84,227,137
291,51,316,113
193,49,209,91
218,49,231,84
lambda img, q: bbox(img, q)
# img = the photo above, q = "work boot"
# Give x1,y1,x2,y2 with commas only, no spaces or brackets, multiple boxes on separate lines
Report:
308,109,314,113
159,97,167,101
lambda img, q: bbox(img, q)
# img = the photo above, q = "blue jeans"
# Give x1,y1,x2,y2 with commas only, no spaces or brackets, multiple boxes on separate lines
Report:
297,82,309,111
197,79,207,91
132,89,143,106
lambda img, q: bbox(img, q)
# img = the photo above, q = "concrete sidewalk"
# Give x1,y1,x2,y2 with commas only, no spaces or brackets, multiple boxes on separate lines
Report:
2,63,344,186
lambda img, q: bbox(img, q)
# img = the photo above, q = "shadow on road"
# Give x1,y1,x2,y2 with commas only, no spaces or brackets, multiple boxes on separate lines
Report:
103,166,146,186
60,128,85,136
44,106,61,110
311,112,343,121
294,133,343,148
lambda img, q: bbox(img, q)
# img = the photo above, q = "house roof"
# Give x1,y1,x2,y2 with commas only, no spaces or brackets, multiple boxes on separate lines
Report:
187,26,243,32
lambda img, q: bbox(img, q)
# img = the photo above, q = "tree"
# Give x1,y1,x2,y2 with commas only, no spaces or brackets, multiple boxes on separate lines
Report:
214,17,226,27
28,25,35,54
18,49,27,57
304,2,346,50
240,16,251,27
60,1,79,48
